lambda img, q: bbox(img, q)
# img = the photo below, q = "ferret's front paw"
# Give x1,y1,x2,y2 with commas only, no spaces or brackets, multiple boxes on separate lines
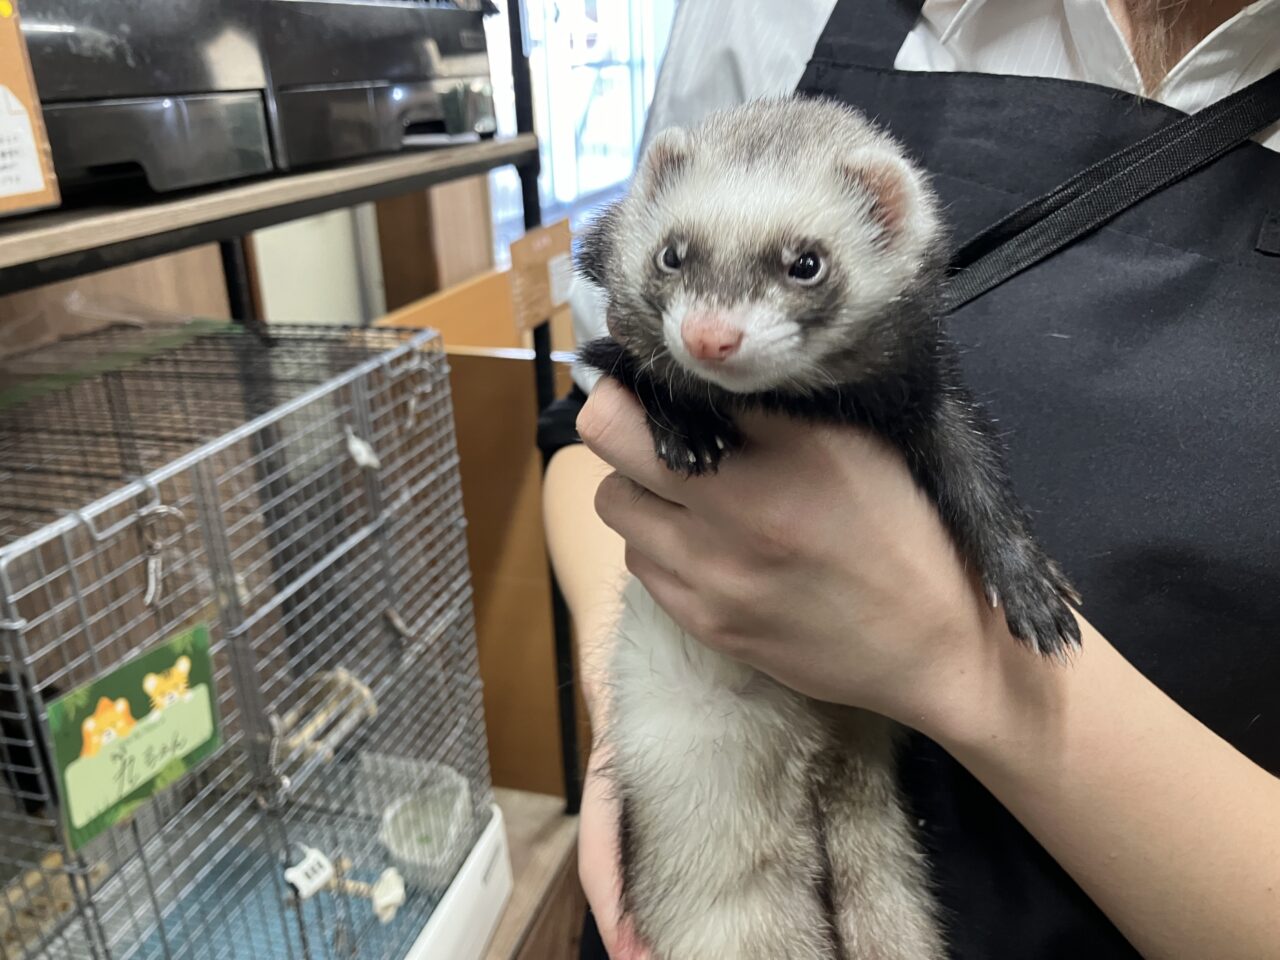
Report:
650,422,740,478
986,558,1082,658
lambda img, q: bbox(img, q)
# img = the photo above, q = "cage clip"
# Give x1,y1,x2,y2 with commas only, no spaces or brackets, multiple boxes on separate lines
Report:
384,608,412,640
67,488,186,608
344,426,382,472
137,502,187,609
403,383,434,430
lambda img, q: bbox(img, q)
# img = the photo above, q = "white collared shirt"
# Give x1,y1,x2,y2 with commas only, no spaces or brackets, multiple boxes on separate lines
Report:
898,0,1280,149
570,0,1280,389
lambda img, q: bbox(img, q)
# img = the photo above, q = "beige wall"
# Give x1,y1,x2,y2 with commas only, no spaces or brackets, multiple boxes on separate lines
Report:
250,208,373,324
250,175,495,327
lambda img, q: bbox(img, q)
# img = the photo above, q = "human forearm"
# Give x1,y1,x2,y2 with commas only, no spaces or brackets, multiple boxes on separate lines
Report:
542,443,627,725
929,615,1280,960
544,445,647,956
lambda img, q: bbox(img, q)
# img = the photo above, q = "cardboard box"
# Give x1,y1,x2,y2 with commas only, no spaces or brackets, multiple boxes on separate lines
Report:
0,0,59,217
509,220,573,332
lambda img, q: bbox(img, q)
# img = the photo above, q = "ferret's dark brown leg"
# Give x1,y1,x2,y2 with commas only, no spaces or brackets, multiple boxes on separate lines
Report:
579,337,742,476
902,388,1081,658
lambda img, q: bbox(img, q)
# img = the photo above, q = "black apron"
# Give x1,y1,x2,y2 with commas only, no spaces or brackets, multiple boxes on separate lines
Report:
794,1,1280,957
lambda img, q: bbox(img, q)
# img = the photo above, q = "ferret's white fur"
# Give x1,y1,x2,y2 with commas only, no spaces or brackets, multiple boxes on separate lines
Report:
609,579,944,959
662,293,803,393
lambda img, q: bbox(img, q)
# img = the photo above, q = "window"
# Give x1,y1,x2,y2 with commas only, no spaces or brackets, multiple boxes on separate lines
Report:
486,0,677,264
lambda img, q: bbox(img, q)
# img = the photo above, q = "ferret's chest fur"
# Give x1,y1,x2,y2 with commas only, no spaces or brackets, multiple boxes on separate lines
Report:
609,579,827,799
608,578,942,960
607,579,849,959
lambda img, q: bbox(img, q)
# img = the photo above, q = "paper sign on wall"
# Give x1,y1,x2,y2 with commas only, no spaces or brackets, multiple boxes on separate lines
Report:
45,624,222,850
510,219,573,331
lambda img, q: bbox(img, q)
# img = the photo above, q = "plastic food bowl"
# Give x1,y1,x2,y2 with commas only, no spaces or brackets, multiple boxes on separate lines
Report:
377,762,472,890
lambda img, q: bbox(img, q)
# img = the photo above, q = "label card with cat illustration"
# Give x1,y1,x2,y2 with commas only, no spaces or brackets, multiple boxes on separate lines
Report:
45,624,222,851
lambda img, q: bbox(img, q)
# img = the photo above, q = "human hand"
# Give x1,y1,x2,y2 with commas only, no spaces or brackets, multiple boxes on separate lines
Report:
578,746,649,960
577,378,1021,735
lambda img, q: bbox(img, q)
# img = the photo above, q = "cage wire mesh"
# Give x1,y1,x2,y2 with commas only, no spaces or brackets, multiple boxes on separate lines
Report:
0,322,494,960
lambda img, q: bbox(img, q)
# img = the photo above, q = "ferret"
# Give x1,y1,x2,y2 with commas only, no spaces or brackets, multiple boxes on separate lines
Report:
576,97,1081,960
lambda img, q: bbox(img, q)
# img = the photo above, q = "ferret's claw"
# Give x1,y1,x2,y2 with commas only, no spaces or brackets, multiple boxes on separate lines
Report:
990,564,1082,658
986,585,1000,609
715,436,726,450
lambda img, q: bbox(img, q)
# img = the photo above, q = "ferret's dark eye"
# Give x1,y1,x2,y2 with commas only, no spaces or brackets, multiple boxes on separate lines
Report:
788,252,824,284
658,245,683,273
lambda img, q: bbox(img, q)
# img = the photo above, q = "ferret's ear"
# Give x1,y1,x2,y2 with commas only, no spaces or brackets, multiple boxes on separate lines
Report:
575,201,620,288
839,151,937,251
637,126,691,199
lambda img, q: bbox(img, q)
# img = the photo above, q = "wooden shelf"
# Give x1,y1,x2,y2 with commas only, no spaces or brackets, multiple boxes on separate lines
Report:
0,134,539,295
488,788,583,960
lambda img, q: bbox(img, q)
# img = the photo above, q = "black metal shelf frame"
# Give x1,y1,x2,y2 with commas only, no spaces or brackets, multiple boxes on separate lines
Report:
506,0,584,816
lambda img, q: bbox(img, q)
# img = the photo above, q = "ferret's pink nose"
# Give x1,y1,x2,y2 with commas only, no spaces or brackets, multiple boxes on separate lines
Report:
681,312,743,362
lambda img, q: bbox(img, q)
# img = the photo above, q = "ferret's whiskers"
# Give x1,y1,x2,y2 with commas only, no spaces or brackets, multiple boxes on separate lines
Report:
813,363,844,401
641,344,668,377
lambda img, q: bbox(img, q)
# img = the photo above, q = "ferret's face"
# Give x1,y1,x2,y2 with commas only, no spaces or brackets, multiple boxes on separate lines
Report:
582,101,941,395
635,177,908,394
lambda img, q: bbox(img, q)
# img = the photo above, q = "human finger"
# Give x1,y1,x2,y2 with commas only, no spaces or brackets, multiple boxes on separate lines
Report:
577,379,688,504
594,472,688,567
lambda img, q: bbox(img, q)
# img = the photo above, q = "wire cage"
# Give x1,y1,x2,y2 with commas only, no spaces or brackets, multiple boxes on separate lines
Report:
0,322,494,960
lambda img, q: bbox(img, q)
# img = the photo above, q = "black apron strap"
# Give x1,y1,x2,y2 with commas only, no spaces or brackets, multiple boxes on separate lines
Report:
807,0,924,70
945,67,1280,312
